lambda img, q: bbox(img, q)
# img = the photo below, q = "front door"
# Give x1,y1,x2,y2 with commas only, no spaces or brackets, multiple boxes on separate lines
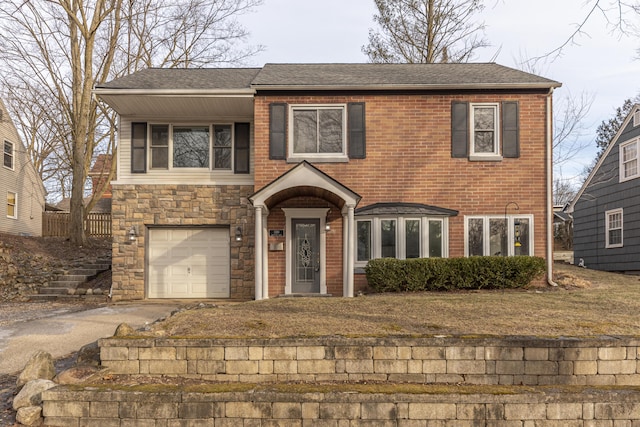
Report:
292,218,320,293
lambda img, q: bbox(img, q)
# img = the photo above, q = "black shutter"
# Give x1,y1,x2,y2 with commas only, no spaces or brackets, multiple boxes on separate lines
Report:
502,101,520,158
348,102,366,159
269,103,287,160
131,122,147,173
451,102,468,158
234,122,250,174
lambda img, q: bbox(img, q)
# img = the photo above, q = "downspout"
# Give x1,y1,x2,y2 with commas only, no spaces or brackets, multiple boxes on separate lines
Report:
546,89,558,287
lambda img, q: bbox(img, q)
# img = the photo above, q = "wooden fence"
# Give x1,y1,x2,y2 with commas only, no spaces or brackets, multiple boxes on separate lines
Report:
42,212,112,237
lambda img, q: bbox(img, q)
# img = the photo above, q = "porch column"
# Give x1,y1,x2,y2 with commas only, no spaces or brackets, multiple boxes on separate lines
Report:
346,204,355,298
262,208,269,299
254,205,263,300
342,210,348,297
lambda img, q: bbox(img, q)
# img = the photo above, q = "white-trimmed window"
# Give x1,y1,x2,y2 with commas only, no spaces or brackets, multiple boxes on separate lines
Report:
356,217,447,265
147,124,234,170
633,110,640,127
470,103,500,157
7,192,17,219
288,105,347,161
3,141,14,170
620,138,639,181
465,215,533,257
605,208,623,248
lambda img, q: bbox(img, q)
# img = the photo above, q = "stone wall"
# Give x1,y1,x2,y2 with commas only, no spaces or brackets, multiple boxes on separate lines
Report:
99,336,640,386
41,386,640,426
111,184,255,300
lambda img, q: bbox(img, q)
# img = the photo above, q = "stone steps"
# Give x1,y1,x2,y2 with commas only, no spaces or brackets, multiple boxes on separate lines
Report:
33,257,111,302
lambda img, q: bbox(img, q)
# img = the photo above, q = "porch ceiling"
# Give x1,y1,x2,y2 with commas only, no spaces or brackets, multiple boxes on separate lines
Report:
95,93,254,120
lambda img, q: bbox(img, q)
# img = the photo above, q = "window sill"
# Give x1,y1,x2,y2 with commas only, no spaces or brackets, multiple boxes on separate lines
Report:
606,244,623,249
469,155,503,162
287,156,348,164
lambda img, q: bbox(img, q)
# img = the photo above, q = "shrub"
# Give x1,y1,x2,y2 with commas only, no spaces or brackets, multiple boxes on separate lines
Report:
364,256,546,292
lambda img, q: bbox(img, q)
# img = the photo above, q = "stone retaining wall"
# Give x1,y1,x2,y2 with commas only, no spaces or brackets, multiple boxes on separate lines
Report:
99,336,640,386
42,386,640,426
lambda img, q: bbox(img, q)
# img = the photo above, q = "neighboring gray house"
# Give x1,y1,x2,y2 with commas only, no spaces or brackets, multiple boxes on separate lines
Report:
568,103,640,273
0,98,46,237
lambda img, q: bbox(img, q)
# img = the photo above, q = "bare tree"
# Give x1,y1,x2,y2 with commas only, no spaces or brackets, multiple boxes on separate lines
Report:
0,0,262,245
363,0,489,63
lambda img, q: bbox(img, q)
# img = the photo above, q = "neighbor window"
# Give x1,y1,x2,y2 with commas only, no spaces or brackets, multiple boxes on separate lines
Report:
465,215,533,257
7,192,16,219
3,141,13,170
356,217,446,264
289,105,346,160
620,138,639,181
634,110,640,127
470,103,499,157
605,208,623,248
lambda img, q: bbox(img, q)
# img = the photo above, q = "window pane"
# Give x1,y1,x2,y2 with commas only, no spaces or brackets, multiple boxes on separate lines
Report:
318,109,343,153
468,218,483,256
609,229,622,245
405,219,420,258
474,107,495,130
3,141,13,168
7,192,16,218
474,131,495,153
150,125,168,169
514,218,530,256
173,126,210,168
381,219,396,258
429,220,442,258
214,125,232,169
357,221,371,262
489,218,508,256
293,110,317,153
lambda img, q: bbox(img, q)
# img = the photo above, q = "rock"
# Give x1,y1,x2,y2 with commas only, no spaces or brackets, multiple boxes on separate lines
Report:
16,406,43,426
114,322,136,337
93,288,102,295
54,366,102,385
16,351,55,388
76,341,101,367
12,379,56,409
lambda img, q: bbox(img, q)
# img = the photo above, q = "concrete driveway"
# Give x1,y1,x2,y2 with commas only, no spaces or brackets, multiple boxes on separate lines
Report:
0,302,180,374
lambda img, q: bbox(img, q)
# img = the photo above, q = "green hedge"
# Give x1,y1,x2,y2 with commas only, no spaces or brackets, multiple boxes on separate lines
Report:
364,256,546,292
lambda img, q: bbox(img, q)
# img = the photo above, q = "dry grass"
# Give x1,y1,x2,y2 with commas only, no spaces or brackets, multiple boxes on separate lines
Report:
145,264,640,339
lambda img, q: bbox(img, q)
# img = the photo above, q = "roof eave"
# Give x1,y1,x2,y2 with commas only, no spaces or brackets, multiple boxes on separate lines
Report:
93,88,256,97
252,83,562,91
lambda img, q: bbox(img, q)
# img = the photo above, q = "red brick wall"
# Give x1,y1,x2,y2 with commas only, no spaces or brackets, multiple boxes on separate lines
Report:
254,92,550,261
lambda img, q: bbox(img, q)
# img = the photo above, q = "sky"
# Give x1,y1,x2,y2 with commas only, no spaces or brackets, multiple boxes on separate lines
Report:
238,0,640,189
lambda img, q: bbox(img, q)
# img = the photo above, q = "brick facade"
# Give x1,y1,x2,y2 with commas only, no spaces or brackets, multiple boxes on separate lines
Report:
110,184,255,301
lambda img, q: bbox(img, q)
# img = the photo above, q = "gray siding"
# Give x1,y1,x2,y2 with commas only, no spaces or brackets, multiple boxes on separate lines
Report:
0,99,46,236
573,116,640,272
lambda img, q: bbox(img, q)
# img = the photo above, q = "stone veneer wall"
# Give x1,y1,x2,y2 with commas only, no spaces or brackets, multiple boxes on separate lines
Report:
99,336,640,386
111,184,255,301
42,387,640,426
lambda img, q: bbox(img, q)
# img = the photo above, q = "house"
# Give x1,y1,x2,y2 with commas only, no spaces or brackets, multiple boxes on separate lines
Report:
55,154,114,214
94,63,561,301
0,98,46,236
567,103,640,273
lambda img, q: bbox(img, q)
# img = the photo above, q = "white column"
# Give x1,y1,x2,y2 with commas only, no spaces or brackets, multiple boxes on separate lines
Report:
254,206,263,300
262,209,269,299
346,205,355,298
342,210,349,297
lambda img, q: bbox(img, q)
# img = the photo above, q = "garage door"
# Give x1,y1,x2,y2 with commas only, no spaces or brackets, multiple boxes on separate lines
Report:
148,228,230,298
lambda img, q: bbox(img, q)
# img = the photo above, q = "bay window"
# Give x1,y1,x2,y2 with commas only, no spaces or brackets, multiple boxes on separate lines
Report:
465,215,533,257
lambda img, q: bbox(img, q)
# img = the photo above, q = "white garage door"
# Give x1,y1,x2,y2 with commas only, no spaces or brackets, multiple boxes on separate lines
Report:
148,228,230,298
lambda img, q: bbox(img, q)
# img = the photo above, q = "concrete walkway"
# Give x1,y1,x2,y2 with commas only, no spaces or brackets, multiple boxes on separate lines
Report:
0,303,180,374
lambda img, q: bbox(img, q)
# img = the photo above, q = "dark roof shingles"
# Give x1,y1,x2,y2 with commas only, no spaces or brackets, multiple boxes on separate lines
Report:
96,68,261,90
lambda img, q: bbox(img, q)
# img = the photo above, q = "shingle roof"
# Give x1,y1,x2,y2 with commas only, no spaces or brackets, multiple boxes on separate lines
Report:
96,63,561,92
355,202,458,217
252,63,561,90
96,68,261,90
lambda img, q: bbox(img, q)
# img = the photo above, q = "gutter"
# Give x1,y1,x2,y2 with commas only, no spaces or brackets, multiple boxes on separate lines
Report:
547,89,558,287
251,83,562,92
92,88,256,97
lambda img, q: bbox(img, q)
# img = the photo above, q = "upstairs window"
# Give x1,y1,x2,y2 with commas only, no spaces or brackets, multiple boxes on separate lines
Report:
605,208,623,248
470,104,499,157
289,105,346,161
132,122,250,174
634,110,640,127
7,192,16,219
3,141,13,170
620,138,639,181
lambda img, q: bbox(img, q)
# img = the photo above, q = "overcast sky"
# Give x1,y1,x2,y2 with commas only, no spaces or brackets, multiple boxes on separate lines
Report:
239,0,640,187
